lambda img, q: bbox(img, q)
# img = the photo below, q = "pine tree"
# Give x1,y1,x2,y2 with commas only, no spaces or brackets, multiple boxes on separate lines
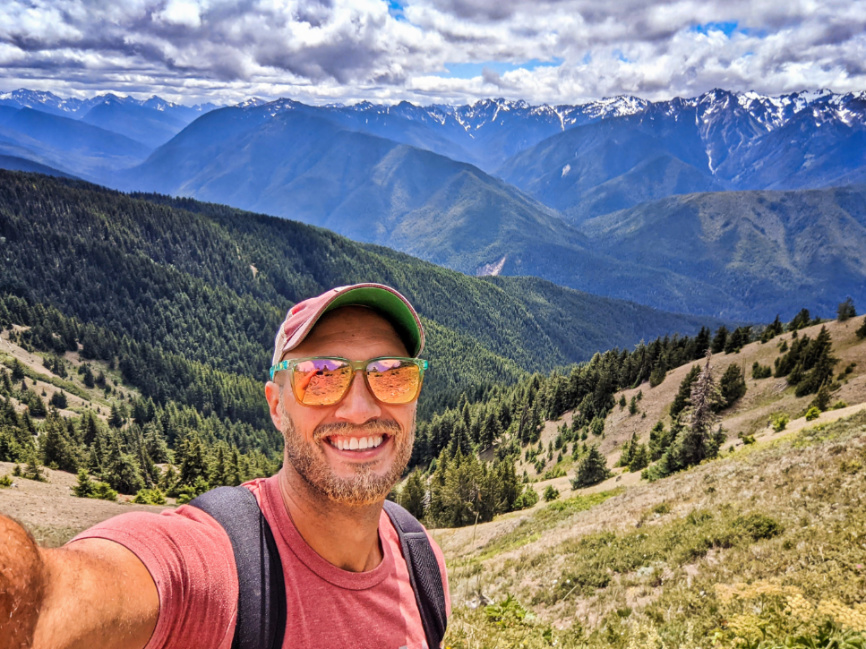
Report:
670,365,700,419
11,359,25,381
628,444,650,472
108,403,125,429
177,433,209,489
571,446,611,489
104,432,144,494
41,410,78,472
719,364,747,409
399,469,428,520
711,326,728,354
72,469,95,497
837,298,857,322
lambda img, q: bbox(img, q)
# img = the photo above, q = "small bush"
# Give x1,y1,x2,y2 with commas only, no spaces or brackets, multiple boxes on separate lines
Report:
732,512,783,540
0,474,12,488
805,406,822,421
738,432,756,445
652,502,670,514
831,400,848,410
86,481,117,501
515,485,539,510
133,488,167,505
770,412,790,432
543,485,560,502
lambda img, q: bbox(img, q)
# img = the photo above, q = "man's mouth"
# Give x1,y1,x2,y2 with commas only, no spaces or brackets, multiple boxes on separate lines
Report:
326,434,388,451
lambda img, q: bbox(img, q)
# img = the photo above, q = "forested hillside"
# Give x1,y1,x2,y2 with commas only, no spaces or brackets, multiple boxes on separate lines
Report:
0,169,718,503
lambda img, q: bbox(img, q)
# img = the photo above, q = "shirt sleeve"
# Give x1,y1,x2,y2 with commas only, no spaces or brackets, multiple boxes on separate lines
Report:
69,506,239,649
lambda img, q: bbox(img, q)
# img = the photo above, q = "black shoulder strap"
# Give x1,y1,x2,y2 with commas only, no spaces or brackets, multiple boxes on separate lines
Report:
383,499,448,649
189,486,286,649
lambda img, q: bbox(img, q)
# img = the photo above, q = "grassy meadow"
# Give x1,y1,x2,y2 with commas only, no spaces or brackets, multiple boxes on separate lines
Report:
436,410,866,648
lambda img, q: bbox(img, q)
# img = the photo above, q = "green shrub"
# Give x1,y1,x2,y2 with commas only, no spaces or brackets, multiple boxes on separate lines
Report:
738,432,756,445
770,412,790,432
652,502,670,514
72,469,94,497
0,474,12,488
133,488,167,505
514,485,539,510
543,486,560,502
731,512,783,540
805,406,821,421
91,482,118,501
831,400,848,410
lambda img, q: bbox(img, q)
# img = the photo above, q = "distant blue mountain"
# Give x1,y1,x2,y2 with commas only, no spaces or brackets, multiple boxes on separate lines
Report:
1,87,864,319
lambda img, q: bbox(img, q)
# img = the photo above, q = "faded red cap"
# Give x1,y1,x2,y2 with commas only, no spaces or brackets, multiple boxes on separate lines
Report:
272,283,425,366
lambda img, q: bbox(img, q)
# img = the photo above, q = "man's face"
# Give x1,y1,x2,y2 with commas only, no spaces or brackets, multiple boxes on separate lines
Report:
266,306,417,506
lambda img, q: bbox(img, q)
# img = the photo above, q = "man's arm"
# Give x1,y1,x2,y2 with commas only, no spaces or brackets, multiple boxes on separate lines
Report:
0,515,158,649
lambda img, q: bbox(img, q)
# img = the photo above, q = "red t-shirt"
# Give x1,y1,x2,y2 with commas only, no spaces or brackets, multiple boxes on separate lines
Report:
70,475,450,649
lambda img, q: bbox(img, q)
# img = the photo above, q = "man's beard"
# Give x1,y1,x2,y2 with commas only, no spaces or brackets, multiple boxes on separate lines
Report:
278,401,414,506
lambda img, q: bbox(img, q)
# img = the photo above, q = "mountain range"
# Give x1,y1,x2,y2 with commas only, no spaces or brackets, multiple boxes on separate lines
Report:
0,87,864,320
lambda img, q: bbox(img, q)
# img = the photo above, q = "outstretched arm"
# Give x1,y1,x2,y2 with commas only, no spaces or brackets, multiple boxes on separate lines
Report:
0,515,158,649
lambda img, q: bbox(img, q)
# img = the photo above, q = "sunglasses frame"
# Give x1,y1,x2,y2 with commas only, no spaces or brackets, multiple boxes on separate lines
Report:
269,356,428,406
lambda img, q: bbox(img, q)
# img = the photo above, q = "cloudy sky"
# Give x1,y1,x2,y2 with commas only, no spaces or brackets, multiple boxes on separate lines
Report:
1,0,864,106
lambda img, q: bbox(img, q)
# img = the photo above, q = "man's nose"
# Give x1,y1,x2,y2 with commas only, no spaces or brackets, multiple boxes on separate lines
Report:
334,371,382,423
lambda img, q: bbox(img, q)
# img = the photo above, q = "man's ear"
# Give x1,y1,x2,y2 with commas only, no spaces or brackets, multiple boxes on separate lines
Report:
265,381,283,429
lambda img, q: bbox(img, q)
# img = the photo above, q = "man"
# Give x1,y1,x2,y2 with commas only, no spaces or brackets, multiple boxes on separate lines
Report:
0,283,449,649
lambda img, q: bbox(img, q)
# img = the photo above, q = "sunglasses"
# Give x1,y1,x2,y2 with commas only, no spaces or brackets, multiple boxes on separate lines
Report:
269,356,428,406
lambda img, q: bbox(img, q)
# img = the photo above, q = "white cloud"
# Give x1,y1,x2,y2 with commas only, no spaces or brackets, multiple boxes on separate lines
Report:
0,0,863,105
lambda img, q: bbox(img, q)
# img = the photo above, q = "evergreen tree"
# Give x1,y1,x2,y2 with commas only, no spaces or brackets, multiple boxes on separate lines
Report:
693,327,711,358
72,469,95,497
649,363,666,387
810,383,832,412
49,391,68,409
23,448,45,481
41,410,79,473
719,364,747,409
628,444,650,472
670,365,700,419
837,298,857,322
761,315,784,343
648,421,673,461
571,446,611,488
104,432,144,494
657,354,725,476
108,403,125,428
399,469,427,520
11,359,25,381
789,309,813,331
711,326,729,354
177,433,210,488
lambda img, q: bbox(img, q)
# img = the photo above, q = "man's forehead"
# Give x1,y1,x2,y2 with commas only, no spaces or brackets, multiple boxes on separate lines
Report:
296,306,407,352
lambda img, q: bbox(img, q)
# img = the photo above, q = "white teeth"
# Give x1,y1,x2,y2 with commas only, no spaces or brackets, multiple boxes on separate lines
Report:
331,436,384,451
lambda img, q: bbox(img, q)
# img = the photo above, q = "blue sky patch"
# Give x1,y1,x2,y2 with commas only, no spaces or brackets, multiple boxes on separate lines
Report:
439,58,564,79
386,0,407,21
691,21,739,37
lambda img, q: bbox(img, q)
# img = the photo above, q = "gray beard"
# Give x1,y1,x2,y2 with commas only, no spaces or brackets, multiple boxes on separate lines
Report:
279,401,414,506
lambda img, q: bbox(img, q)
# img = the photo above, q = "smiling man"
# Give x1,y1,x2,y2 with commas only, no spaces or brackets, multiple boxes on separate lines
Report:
0,283,449,649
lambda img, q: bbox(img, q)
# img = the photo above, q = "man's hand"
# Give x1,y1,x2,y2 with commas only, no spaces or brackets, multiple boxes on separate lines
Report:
0,515,159,649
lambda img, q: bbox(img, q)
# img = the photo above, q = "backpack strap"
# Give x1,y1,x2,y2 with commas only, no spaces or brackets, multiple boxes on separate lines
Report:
383,499,448,649
190,488,447,649
189,486,286,649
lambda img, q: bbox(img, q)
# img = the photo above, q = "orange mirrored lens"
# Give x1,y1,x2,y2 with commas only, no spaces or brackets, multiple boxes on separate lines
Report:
366,360,422,404
292,359,353,406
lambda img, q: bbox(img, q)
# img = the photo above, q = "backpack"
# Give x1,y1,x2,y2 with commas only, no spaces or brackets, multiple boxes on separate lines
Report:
190,486,447,649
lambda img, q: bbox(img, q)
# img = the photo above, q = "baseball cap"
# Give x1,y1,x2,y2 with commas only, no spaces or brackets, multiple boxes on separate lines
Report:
272,283,425,366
